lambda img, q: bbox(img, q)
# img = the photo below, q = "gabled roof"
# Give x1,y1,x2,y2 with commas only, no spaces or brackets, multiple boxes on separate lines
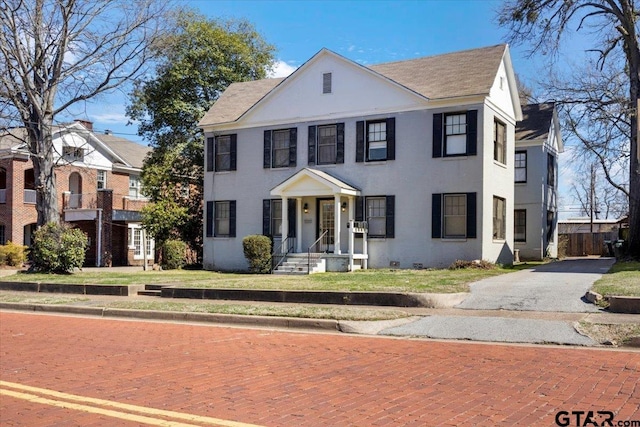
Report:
98,133,150,169
199,44,511,127
516,103,555,141
271,168,360,197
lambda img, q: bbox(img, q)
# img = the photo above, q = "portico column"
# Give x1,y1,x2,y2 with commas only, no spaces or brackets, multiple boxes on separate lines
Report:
281,196,288,247
296,198,302,253
334,194,341,254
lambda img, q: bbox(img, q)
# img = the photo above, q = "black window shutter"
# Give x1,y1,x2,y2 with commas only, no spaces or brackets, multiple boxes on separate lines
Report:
386,118,396,160
206,201,214,237
288,198,296,237
466,110,477,156
206,137,214,172
336,122,345,163
229,134,237,170
466,192,477,238
308,126,316,165
356,121,365,162
229,200,236,238
263,131,271,169
432,113,443,158
355,196,364,221
262,199,271,236
385,195,395,238
289,128,297,167
431,194,442,238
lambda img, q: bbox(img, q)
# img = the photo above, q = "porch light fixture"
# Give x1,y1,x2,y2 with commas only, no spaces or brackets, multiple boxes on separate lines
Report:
303,203,309,213
341,202,347,212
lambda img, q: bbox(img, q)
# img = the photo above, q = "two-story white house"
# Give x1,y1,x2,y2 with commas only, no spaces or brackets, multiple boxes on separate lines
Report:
514,103,563,260
199,44,523,272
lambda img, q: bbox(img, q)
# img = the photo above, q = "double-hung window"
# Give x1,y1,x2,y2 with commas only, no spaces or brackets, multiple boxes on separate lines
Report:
270,200,282,237
547,153,556,187
433,111,477,157
514,209,526,242
264,128,297,168
356,118,396,162
205,200,236,238
215,201,230,237
546,210,555,243
206,135,237,172
63,146,85,162
355,196,395,238
515,151,527,183
493,196,506,240
129,175,142,199
97,170,107,190
308,123,344,165
494,119,506,164
432,193,477,239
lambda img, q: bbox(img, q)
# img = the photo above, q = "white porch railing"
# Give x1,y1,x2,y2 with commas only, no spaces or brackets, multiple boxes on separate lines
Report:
23,189,36,204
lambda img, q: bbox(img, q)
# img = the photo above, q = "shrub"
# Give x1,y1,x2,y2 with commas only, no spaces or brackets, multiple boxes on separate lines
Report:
162,239,186,270
242,235,272,273
449,259,497,270
0,241,27,267
31,222,88,273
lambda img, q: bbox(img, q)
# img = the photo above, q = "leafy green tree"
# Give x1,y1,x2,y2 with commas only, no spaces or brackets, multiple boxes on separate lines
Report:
140,198,188,246
127,11,275,261
498,0,640,257
31,222,88,273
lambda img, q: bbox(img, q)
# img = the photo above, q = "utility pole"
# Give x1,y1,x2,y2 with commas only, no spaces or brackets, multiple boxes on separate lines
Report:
590,164,595,233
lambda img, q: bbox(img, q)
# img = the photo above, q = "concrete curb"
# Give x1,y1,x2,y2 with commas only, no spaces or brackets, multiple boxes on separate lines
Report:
0,302,340,331
0,282,145,296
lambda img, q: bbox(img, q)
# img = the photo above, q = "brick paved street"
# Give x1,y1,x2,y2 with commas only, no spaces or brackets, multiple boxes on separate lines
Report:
1,311,639,426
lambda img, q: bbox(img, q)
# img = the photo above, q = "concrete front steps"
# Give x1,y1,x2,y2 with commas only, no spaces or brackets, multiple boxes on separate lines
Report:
137,284,165,297
272,254,326,275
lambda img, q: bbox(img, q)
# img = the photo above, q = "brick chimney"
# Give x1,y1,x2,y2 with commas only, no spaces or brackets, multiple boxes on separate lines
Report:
74,119,93,131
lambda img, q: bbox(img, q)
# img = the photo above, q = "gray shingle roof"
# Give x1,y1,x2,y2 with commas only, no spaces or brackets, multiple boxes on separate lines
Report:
516,103,555,141
199,44,508,127
98,133,150,169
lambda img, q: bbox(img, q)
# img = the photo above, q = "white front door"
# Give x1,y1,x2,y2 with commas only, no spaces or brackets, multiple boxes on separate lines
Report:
318,199,335,252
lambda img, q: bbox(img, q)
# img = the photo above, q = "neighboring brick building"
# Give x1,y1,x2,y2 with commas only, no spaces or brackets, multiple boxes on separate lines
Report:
0,121,154,266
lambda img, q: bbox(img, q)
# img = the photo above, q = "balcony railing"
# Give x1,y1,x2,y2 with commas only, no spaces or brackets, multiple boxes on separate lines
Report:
23,189,36,204
0,189,6,204
61,192,149,211
63,193,98,210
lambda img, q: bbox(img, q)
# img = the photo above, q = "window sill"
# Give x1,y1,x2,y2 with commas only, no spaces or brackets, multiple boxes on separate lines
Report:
493,239,506,243
440,238,467,242
442,155,470,160
364,160,387,166
213,170,234,175
493,160,507,169
515,182,527,185
213,236,233,240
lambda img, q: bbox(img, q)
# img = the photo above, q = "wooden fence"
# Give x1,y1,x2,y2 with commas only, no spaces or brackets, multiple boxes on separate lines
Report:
559,232,617,257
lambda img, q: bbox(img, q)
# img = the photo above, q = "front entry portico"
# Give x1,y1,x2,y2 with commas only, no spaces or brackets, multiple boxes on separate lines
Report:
270,168,366,271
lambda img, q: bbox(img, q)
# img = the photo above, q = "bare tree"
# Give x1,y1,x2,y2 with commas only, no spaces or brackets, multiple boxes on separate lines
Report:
570,163,629,221
0,0,171,227
498,0,640,257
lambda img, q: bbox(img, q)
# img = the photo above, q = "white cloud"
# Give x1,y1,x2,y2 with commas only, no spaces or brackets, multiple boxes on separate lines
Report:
268,60,297,78
90,111,129,124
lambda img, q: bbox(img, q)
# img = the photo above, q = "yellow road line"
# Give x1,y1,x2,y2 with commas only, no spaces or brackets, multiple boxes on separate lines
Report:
0,381,264,427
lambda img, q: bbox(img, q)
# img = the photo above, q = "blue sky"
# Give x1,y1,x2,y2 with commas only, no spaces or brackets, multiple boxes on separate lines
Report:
78,0,590,218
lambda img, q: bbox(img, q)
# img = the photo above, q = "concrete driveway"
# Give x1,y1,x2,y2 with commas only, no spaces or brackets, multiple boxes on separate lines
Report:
455,257,616,312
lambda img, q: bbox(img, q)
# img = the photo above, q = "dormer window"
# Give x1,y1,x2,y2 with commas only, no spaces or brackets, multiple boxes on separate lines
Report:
63,145,84,162
323,72,332,94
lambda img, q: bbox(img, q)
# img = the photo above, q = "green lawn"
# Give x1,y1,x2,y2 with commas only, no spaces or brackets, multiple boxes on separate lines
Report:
1,267,513,293
591,261,640,297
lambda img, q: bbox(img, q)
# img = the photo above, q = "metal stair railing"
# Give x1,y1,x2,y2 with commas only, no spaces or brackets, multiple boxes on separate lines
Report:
307,230,329,275
270,236,296,273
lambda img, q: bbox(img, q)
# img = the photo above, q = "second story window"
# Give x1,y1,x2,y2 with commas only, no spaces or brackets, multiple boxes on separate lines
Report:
264,128,297,168
308,123,345,166
97,170,107,190
214,134,237,172
356,118,396,162
129,175,142,199
515,151,527,183
547,153,556,187
63,145,85,162
432,111,478,158
494,119,506,164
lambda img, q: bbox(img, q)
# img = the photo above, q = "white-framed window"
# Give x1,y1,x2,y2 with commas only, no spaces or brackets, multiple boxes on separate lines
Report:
494,119,506,164
62,146,85,162
97,170,107,190
515,151,527,183
317,125,337,165
444,113,467,156
444,194,467,238
366,197,386,237
215,201,231,237
215,135,232,171
128,225,154,260
129,175,141,198
493,196,506,240
272,130,290,168
367,121,387,161
514,209,526,242
270,199,282,237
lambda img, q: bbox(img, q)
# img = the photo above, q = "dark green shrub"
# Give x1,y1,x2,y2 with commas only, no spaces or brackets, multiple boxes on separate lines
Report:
162,239,186,270
0,241,27,267
242,235,272,273
31,222,88,273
